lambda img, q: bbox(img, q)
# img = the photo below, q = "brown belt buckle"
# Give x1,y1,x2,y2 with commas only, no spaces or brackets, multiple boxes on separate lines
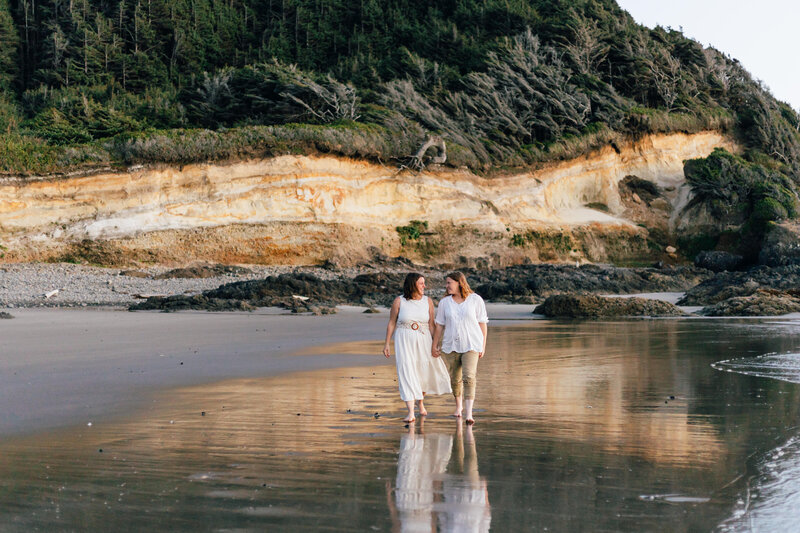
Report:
411,322,420,331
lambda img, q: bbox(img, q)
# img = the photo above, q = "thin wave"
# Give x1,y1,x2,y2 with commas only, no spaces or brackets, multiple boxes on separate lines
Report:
712,352,800,384
713,353,800,531
716,435,800,532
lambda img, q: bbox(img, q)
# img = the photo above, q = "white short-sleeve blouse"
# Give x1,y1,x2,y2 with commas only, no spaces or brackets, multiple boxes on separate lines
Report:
435,293,488,354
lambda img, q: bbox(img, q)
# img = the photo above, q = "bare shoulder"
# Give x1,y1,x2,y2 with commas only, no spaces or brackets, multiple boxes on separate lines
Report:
392,295,403,307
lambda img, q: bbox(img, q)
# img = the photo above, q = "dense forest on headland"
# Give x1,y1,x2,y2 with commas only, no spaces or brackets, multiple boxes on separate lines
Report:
1,0,799,234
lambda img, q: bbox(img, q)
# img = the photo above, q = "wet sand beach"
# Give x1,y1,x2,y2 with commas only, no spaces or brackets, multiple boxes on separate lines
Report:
0,307,388,437
3,312,800,530
0,304,534,437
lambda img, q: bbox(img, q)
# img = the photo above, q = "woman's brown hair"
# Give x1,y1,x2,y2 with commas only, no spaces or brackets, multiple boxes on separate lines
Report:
403,272,424,299
446,271,474,299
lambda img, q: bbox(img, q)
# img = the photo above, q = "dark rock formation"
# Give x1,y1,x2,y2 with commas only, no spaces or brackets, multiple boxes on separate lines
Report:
620,175,661,204
130,272,405,311
153,264,252,279
533,294,684,318
759,223,800,267
130,264,713,312
700,289,800,316
473,264,709,303
694,250,744,272
678,265,800,305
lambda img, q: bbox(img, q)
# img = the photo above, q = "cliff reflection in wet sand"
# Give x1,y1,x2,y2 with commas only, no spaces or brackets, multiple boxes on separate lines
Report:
2,319,800,531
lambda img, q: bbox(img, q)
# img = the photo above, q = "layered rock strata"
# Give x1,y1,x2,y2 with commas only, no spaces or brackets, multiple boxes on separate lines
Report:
0,131,737,266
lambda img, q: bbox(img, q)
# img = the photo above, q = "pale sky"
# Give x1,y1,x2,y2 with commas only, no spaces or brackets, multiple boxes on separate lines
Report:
616,0,799,111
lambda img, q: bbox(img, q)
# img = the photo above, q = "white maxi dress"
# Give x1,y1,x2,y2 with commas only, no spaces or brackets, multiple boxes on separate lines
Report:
395,296,452,401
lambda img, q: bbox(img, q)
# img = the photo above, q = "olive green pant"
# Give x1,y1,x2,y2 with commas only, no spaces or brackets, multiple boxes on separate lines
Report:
443,350,479,400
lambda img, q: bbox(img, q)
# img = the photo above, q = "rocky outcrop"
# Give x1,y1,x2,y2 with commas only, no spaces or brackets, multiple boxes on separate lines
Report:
0,131,737,266
130,263,708,312
677,265,800,305
700,289,800,316
694,250,744,272
472,264,710,303
130,272,406,311
153,264,252,279
533,294,684,318
759,223,800,266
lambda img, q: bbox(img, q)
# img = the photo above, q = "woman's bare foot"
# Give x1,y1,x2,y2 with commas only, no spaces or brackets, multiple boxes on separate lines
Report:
403,415,415,423
464,399,474,424
418,401,428,417
453,396,463,417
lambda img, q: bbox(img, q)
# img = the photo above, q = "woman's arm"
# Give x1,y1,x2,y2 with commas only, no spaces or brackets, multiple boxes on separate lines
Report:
431,324,444,358
427,297,436,333
476,296,488,358
432,297,445,358
383,297,401,358
478,322,488,358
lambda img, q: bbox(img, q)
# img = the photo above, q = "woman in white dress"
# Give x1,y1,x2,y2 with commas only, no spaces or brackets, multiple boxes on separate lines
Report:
384,273,452,423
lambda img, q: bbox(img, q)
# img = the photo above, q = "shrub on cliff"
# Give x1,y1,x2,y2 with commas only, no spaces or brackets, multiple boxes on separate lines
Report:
683,147,798,260
685,148,797,222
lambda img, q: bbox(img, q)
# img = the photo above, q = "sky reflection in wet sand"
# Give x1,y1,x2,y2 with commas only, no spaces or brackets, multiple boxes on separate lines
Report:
2,319,800,531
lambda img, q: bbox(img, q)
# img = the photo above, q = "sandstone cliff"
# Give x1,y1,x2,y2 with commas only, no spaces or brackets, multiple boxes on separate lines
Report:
0,131,737,266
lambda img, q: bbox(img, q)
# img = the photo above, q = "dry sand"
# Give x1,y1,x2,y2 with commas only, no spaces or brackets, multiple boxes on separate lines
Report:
0,304,534,438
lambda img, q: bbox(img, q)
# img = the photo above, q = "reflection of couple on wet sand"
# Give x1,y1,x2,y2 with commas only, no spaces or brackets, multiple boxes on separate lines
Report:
384,272,489,424
387,420,491,533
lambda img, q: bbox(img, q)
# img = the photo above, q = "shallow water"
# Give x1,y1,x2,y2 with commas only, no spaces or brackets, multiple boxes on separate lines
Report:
3,318,800,531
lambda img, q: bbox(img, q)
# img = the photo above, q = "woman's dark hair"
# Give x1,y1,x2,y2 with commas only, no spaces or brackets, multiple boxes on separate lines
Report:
403,272,424,299
446,271,474,299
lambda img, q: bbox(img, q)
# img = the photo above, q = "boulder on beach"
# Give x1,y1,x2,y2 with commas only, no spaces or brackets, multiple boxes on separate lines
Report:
694,250,744,273
700,289,800,316
759,223,800,267
533,293,684,318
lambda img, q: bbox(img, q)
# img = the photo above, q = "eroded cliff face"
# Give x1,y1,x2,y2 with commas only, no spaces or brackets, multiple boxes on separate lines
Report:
0,131,737,266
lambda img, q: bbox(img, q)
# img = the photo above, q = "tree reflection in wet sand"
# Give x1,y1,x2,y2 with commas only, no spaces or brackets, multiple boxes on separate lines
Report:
1,319,800,531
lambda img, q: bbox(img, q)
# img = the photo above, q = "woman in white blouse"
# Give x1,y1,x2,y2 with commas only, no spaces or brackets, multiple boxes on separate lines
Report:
431,272,488,424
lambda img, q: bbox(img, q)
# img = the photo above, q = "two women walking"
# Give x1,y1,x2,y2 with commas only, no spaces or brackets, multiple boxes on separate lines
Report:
384,272,488,424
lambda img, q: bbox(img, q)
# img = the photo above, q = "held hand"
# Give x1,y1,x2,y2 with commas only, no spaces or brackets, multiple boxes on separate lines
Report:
478,351,485,359
383,345,391,358
431,347,440,358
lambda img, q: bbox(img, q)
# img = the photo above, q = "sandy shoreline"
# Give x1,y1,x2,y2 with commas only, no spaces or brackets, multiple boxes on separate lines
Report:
0,304,536,439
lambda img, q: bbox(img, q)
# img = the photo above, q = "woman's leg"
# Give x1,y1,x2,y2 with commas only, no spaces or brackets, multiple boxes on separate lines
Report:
443,351,463,416
461,350,480,423
417,392,427,416
403,400,415,422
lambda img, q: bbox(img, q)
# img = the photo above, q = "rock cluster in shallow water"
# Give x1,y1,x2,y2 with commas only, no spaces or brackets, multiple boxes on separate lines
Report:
533,294,684,318
700,289,800,317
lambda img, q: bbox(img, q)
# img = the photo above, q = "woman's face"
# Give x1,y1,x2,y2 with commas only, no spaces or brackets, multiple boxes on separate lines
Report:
445,277,459,296
415,276,426,296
